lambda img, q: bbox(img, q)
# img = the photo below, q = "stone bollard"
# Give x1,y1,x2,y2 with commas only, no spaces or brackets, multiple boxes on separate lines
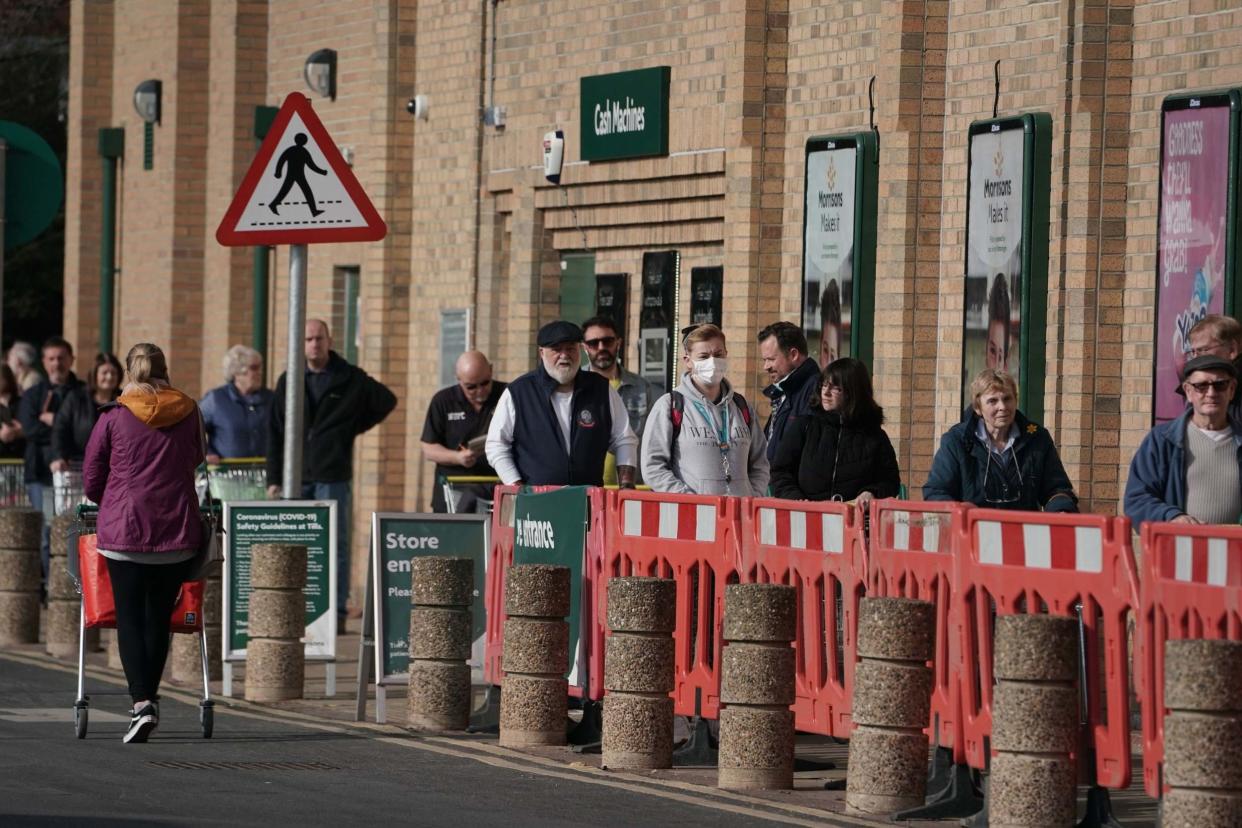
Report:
1162,639,1242,826
499,564,570,748
106,628,123,669
989,614,1079,828
46,514,81,658
602,576,676,769
0,509,42,646
244,544,306,702
846,597,936,814
407,556,474,731
718,582,797,790
171,575,223,684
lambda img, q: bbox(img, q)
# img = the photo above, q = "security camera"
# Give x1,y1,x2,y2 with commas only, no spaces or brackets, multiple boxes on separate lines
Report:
405,97,417,114
406,94,428,120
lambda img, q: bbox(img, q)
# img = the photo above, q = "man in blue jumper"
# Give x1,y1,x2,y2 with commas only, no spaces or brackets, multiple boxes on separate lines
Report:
485,321,637,488
1125,354,1242,527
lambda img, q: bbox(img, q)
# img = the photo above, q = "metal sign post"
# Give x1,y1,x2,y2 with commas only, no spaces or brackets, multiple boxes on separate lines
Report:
282,243,307,498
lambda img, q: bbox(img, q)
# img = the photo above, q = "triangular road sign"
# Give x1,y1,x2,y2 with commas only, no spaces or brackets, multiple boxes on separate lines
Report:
216,92,386,246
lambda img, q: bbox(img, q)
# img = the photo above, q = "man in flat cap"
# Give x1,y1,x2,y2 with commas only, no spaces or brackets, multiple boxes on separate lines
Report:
485,320,638,487
1126,354,1242,526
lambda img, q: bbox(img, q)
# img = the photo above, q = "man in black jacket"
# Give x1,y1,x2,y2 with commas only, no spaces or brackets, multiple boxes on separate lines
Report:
266,320,397,622
18,337,84,584
758,322,820,463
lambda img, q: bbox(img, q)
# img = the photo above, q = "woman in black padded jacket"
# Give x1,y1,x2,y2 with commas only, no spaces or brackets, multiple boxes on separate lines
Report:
770,357,900,506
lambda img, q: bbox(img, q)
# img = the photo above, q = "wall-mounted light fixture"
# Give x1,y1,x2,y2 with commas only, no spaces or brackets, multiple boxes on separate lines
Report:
304,49,337,101
133,79,161,124
133,80,161,170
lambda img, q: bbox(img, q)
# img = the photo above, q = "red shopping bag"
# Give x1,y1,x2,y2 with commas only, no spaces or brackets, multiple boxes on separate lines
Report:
78,533,205,633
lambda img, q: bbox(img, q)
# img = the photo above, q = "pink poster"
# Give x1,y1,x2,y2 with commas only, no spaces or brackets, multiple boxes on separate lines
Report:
1155,106,1231,423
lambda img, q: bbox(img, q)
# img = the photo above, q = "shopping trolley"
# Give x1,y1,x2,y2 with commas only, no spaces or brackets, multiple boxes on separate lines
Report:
69,506,214,739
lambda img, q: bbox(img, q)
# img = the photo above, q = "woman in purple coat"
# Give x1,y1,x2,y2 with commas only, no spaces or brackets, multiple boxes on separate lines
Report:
83,343,203,743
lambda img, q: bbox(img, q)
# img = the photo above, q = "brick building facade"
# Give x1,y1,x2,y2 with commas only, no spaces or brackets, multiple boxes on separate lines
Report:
63,0,1242,606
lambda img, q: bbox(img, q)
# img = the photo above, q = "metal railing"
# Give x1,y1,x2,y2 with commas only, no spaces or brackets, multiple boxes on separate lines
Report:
203,457,267,503
0,458,25,508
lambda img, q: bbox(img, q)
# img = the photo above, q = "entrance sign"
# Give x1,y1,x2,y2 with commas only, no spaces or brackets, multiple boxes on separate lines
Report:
961,114,1052,420
513,487,590,689
215,92,386,246
369,513,488,697
801,133,879,368
221,500,337,696
1154,91,1242,424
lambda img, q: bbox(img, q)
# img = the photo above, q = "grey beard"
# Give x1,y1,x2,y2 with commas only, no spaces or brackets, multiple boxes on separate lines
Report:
547,363,577,385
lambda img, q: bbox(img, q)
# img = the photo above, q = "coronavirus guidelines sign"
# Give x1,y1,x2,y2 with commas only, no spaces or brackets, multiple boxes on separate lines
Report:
579,66,670,162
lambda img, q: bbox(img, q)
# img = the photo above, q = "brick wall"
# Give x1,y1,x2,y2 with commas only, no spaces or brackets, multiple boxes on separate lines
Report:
62,0,1242,529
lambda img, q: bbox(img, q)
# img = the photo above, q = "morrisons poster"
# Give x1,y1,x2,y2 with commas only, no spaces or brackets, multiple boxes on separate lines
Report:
964,125,1025,405
803,145,857,366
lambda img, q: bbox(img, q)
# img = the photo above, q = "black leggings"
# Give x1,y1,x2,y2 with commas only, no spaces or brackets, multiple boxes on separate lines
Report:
105,557,194,705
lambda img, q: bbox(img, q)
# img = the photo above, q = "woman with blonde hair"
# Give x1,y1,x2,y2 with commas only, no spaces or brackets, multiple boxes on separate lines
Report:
83,343,204,743
924,368,1077,511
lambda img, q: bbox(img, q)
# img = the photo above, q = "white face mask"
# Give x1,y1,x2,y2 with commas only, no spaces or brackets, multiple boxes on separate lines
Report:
692,356,728,385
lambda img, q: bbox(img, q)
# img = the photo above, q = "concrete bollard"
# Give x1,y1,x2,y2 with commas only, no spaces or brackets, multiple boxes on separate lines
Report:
602,576,676,770
45,515,81,658
846,597,936,815
988,614,1079,828
499,564,570,748
1162,639,1242,827
718,582,797,791
0,509,43,646
106,628,123,669
406,556,474,731
244,544,306,702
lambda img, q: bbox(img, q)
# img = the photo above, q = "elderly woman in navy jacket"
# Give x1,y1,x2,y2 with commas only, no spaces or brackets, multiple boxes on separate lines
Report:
199,344,273,464
924,369,1078,511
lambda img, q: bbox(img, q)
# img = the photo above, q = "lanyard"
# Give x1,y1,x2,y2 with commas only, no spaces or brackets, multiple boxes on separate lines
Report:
690,399,733,483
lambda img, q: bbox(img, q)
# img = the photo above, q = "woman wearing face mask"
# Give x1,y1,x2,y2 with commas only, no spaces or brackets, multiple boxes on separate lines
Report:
641,324,769,496
770,358,900,505
924,368,1077,511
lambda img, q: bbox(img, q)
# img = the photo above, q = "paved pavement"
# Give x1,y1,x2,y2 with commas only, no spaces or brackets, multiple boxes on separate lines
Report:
0,654,824,827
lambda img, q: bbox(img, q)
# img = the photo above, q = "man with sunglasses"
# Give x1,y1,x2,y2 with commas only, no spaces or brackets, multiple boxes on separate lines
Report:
1126,354,1242,526
580,316,656,486
1183,314,1242,423
420,350,507,513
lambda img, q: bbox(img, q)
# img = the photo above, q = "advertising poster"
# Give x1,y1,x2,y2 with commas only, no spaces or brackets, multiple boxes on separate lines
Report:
963,126,1026,406
512,487,589,690
223,501,336,660
370,513,489,685
1155,105,1232,423
803,145,856,366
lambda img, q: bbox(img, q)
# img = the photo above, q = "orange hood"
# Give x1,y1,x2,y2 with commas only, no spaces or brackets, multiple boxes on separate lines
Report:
118,386,197,429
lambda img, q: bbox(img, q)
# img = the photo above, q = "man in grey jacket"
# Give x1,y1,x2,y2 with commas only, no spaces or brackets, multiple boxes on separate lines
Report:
641,324,769,496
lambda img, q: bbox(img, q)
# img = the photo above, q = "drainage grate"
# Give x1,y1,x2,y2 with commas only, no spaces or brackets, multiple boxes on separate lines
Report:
147,760,340,771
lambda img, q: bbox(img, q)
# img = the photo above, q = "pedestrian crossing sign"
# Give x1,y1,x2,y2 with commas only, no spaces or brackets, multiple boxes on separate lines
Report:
216,92,386,246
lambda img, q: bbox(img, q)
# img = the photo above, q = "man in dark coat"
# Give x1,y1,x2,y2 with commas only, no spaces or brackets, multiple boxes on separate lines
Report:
266,320,397,622
758,321,820,463
18,336,84,582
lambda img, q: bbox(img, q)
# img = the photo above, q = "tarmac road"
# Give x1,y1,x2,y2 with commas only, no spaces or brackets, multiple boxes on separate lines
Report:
0,655,818,828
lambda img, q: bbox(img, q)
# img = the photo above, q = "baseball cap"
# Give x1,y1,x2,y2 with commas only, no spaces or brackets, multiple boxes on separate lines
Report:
537,320,583,348
1181,354,1238,382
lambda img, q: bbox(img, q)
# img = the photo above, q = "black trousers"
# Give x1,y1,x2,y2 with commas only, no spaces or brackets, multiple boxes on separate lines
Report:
105,557,194,705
